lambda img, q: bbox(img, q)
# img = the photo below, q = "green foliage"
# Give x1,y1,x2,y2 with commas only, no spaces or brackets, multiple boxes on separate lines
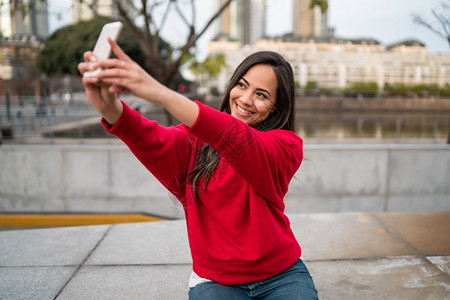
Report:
384,83,408,96
310,0,328,12
384,83,449,97
411,83,440,96
439,85,450,97
349,82,378,96
36,18,148,76
209,86,220,96
305,81,318,90
429,84,440,95
189,54,226,78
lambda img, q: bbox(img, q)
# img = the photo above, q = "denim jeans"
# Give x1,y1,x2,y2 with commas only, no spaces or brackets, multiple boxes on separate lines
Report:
188,260,318,299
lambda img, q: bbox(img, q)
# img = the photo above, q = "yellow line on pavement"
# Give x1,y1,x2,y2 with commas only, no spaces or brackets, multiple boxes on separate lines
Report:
0,214,165,228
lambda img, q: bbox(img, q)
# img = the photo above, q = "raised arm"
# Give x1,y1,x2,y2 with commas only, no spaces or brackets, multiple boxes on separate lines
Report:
189,103,303,208
79,38,199,127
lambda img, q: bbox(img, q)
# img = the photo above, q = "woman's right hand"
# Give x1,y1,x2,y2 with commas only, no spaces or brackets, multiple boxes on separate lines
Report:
78,51,123,124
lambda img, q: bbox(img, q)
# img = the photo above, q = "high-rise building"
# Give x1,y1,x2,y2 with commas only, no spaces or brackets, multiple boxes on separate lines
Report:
215,0,328,43
71,0,119,23
0,0,49,38
293,0,328,38
215,0,265,45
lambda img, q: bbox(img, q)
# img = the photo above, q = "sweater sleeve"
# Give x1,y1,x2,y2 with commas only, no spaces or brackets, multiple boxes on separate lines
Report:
188,102,303,210
102,101,193,201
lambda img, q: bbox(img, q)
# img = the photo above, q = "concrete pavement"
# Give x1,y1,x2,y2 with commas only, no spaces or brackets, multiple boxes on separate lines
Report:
1,212,449,299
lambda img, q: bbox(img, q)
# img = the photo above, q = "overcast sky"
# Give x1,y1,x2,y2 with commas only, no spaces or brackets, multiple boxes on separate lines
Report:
267,0,448,53
49,0,449,59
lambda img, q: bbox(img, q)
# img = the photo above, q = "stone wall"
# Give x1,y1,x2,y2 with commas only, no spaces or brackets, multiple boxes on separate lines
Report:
1,144,449,218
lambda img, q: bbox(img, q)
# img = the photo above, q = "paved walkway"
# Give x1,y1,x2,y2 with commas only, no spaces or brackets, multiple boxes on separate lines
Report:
1,212,449,299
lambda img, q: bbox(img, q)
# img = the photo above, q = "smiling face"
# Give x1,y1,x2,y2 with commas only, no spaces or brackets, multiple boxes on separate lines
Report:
229,64,278,127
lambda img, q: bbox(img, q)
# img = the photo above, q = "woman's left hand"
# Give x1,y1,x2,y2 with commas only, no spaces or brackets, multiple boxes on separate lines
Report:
86,38,167,105
85,38,199,127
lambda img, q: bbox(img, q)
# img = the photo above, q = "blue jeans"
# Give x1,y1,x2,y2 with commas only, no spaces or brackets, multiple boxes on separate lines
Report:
188,260,318,299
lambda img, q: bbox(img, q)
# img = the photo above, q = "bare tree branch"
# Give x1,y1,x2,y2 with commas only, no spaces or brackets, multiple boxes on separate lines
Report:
191,0,196,29
149,0,166,11
141,0,154,38
412,1,450,47
174,0,192,28
156,1,174,35
69,0,234,124
432,10,450,35
413,13,448,39
79,0,233,80
77,0,99,18
181,0,233,52
116,2,144,41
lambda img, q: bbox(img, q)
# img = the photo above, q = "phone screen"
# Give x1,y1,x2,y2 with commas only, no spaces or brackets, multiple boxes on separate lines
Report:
84,21,123,77
92,21,123,61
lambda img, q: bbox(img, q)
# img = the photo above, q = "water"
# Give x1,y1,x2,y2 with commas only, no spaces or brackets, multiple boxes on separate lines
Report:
296,112,449,144
0,98,449,144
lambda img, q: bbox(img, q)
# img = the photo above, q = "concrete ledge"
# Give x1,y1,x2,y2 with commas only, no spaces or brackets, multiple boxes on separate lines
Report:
1,212,449,299
1,144,449,218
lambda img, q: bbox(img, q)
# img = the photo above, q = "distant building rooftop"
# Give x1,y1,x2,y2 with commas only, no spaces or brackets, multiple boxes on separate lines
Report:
212,33,428,53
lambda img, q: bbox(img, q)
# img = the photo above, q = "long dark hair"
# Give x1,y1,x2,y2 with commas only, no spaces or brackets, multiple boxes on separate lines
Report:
188,51,296,198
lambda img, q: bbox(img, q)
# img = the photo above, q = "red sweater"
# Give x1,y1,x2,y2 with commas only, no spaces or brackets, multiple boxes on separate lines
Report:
103,101,303,285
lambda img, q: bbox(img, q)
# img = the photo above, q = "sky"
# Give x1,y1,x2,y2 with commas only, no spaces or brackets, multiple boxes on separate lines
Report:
266,0,448,53
48,0,449,59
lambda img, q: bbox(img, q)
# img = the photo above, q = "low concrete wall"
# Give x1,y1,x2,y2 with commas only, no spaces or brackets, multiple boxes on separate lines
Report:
286,145,450,213
0,144,449,218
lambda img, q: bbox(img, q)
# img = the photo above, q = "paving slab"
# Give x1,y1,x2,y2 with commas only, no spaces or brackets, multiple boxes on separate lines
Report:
1,212,449,300
376,212,450,255
0,266,77,300
427,256,450,274
0,225,110,266
56,265,192,300
289,213,418,260
86,220,191,265
308,256,450,300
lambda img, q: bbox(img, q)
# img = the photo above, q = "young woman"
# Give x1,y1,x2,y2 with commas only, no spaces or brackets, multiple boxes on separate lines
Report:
78,39,318,299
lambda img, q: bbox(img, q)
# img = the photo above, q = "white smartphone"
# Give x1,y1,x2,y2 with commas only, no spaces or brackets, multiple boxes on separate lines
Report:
84,21,123,77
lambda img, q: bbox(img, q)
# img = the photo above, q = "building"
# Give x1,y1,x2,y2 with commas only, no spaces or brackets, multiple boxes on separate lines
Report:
0,0,49,38
215,0,265,45
215,0,327,43
71,0,119,23
207,1,449,94
0,0,49,99
293,0,328,38
208,36,450,93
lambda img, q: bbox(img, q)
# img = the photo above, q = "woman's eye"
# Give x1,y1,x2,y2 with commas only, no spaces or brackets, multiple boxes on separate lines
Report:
238,82,245,88
256,92,267,99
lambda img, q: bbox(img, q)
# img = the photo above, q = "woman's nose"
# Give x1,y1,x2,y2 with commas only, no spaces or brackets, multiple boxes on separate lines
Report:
240,91,253,106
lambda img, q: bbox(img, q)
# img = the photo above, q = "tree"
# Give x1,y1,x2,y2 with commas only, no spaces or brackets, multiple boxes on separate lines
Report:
189,53,226,87
61,1,233,124
412,0,450,47
36,18,155,76
412,0,450,144
77,0,234,88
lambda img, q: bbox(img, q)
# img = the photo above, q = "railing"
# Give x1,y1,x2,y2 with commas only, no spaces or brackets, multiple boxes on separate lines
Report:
1,101,449,144
0,102,108,144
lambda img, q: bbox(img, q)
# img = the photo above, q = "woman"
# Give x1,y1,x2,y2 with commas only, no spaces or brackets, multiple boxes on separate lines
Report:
78,39,318,299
